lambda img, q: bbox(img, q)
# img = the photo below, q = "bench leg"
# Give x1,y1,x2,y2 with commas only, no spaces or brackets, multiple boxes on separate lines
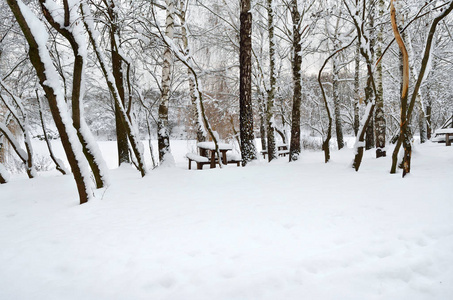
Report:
447,134,451,146
188,159,192,170
197,162,203,170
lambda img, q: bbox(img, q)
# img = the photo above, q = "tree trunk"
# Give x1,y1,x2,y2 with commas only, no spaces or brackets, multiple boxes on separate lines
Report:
353,41,360,136
332,54,344,150
107,1,130,166
365,2,376,151
81,2,147,177
375,0,386,157
239,0,257,166
266,0,277,161
39,0,109,188
8,0,92,204
289,0,302,162
158,0,175,164
390,0,410,176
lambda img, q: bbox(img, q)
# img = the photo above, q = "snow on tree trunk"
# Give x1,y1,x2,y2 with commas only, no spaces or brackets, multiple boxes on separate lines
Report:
40,0,110,188
390,0,453,176
345,0,377,171
7,0,93,204
289,0,302,162
104,0,130,166
158,0,176,166
81,1,147,177
239,0,257,166
179,1,206,143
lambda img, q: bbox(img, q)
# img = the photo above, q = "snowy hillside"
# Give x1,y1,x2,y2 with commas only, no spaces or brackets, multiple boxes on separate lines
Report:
1,140,452,300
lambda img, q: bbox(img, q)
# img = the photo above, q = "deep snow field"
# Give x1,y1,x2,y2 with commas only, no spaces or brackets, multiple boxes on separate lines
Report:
1,139,452,300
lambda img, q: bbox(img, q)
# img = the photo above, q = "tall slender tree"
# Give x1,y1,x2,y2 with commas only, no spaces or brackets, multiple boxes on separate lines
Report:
289,0,302,161
266,0,277,162
105,0,130,166
158,0,175,165
239,0,257,165
374,0,386,157
7,0,93,204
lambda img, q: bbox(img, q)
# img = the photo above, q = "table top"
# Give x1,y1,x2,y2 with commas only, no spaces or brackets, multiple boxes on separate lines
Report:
435,128,453,134
197,142,233,151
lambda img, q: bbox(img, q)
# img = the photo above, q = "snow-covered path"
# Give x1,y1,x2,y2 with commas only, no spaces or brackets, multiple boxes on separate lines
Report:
1,141,452,299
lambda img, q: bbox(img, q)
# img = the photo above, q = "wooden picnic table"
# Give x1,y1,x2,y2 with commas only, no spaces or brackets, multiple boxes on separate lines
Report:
434,128,453,146
197,142,234,168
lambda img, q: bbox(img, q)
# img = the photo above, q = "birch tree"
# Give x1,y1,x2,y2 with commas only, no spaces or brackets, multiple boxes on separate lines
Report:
157,0,176,165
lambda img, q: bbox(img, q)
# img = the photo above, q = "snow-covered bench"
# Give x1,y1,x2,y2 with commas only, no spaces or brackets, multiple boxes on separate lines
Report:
226,152,241,167
186,153,211,170
433,128,453,146
261,144,289,158
278,149,289,156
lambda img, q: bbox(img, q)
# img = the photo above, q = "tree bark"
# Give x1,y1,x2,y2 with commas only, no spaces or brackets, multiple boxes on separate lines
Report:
158,0,175,164
374,0,386,157
106,1,130,166
390,0,410,176
179,1,205,143
239,0,257,166
81,2,147,177
390,0,453,175
7,0,92,204
332,53,344,150
289,0,302,162
266,0,277,161
353,41,360,137
40,0,108,188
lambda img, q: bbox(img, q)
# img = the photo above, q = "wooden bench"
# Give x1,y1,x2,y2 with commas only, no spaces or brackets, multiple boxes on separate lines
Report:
433,128,453,146
186,153,211,170
261,144,289,158
278,149,289,157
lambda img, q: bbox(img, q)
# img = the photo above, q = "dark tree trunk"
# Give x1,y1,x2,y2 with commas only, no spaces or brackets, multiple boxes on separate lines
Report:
353,42,360,136
289,0,302,162
266,0,277,162
106,1,130,166
8,0,91,204
239,0,257,166
40,0,108,188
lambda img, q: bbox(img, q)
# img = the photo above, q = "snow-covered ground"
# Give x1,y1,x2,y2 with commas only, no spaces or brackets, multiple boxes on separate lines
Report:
1,139,452,300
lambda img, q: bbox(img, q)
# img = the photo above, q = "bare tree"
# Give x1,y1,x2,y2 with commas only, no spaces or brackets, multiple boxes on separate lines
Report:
239,0,257,165
7,0,93,204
